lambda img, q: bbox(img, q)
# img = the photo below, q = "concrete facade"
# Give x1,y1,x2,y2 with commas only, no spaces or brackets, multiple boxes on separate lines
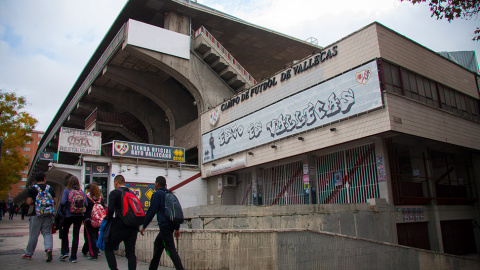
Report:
27,0,480,266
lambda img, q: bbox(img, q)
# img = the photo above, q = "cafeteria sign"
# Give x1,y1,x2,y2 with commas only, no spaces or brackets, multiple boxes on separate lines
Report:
112,140,185,162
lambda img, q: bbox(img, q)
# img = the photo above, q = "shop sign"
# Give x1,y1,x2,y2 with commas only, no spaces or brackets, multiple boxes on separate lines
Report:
58,127,102,155
39,152,57,161
202,60,382,163
206,157,246,177
112,140,185,162
220,45,338,112
125,182,156,211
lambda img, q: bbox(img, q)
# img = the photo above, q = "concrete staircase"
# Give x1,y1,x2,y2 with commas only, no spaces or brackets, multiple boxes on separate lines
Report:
192,26,257,93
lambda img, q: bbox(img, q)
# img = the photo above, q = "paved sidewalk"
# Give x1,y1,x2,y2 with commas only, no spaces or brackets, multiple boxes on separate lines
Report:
0,216,173,270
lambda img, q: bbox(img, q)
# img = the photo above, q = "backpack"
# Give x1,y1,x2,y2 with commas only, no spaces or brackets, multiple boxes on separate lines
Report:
161,190,184,224
34,185,55,216
90,197,107,228
68,189,86,214
117,188,145,227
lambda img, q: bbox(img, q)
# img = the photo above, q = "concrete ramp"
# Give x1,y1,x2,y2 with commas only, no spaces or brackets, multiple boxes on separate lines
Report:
129,229,480,269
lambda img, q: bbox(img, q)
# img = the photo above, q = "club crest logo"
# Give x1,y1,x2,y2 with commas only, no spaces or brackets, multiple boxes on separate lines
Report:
96,166,105,173
114,142,129,155
130,188,141,199
43,153,50,159
209,109,219,126
356,68,371,85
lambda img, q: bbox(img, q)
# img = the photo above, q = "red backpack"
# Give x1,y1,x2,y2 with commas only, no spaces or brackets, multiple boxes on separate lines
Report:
117,188,145,227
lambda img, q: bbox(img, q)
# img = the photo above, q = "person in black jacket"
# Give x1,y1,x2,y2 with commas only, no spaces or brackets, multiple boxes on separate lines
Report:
82,182,105,260
140,176,184,270
105,175,138,270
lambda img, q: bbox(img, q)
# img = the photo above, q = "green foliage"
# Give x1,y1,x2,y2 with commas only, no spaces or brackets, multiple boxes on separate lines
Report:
401,0,480,41
0,90,38,199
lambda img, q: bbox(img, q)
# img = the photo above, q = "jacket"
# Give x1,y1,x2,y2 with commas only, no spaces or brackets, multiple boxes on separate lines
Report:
143,187,179,230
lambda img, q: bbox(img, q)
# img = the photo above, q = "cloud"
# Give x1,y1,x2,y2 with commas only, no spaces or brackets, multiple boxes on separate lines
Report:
0,0,127,131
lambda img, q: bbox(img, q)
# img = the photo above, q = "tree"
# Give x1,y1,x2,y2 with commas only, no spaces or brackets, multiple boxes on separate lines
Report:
0,90,37,199
401,0,480,41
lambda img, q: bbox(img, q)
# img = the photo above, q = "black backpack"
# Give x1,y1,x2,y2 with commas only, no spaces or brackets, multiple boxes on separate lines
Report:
161,190,184,225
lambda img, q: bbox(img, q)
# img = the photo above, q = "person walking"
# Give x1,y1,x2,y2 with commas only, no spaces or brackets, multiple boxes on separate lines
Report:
0,200,4,220
140,176,184,270
21,202,28,220
82,182,104,260
105,175,139,270
22,171,56,262
59,175,87,263
8,202,16,220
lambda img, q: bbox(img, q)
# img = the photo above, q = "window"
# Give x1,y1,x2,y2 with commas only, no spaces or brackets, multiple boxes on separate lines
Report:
25,141,31,145
38,134,43,138
20,185,26,189
24,147,30,151
382,60,480,123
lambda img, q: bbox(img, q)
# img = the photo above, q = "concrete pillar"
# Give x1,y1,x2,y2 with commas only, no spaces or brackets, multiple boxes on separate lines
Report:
374,137,393,205
164,12,190,35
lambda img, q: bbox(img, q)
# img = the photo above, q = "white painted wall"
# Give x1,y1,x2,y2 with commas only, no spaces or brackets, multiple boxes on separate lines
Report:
108,162,207,208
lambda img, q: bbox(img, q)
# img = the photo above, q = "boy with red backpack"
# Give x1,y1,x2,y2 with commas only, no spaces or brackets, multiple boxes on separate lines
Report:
59,175,87,263
105,175,144,270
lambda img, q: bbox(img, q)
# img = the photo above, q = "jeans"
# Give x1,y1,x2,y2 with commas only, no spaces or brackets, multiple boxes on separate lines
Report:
61,216,83,259
25,215,54,256
149,227,184,270
105,220,138,270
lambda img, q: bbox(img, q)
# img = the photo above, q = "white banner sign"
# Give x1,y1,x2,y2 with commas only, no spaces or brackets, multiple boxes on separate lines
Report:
58,127,102,155
202,60,382,163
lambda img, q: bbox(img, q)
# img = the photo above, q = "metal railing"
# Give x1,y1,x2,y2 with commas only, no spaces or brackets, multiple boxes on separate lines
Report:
193,26,257,85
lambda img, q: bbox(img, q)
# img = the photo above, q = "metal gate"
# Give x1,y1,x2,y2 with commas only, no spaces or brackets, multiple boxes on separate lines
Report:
316,143,380,204
263,160,304,205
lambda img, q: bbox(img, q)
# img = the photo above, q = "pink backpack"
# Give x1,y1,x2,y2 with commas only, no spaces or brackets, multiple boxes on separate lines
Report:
90,197,106,228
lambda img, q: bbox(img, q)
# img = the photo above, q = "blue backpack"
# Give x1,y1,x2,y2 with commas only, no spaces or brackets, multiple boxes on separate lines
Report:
161,190,184,225
34,185,55,216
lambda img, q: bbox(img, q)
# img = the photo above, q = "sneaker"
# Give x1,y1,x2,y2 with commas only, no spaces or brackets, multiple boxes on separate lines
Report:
21,254,32,260
88,256,98,261
59,254,69,261
69,258,77,263
46,249,52,262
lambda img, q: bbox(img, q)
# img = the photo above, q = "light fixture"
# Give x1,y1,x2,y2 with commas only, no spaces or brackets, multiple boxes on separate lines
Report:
127,165,131,171
212,163,217,167
330,128,336,132
228,158,233,162
271,145,277,149
248,152,254,155
193,100,197,106
298,137,304,141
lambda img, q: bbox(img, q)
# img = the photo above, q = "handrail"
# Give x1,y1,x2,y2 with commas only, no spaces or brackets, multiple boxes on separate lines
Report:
194,26,257,85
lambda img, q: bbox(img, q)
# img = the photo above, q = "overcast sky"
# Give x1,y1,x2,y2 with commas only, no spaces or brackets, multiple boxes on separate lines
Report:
0,0,478,132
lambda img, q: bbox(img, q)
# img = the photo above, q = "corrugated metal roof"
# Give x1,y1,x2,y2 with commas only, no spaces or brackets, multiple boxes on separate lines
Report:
438,51,479,74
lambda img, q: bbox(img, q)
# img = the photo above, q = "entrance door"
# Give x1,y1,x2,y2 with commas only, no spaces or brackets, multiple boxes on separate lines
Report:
85,175,108,200
84,162,110,200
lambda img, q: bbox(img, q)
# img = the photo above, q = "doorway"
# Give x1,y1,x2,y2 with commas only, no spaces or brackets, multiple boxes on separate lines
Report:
84,162,110,200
